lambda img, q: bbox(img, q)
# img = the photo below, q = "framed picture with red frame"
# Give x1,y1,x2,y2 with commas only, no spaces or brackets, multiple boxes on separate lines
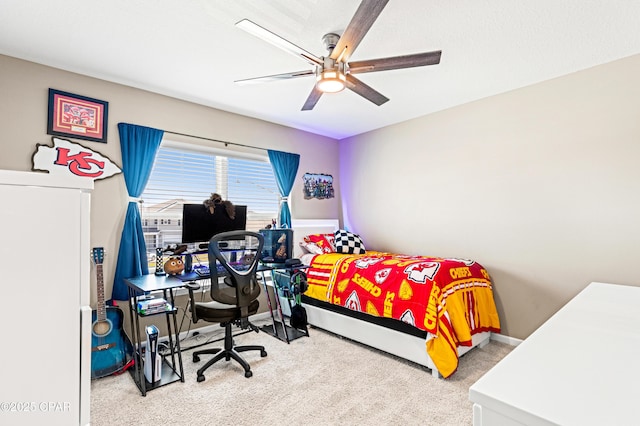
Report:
47,88,109,143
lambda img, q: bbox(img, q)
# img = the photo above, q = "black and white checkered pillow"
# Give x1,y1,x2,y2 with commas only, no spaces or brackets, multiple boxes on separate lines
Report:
334,230,366,254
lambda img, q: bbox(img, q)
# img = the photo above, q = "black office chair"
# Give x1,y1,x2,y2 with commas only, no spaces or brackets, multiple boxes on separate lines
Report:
185,230,267,381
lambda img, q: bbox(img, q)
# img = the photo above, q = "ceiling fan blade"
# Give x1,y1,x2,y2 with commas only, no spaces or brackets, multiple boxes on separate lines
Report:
329,0,389,63
301,87,323,111
349,50,442,74
235,70,315,85
345,74,389,106
236,19,323,67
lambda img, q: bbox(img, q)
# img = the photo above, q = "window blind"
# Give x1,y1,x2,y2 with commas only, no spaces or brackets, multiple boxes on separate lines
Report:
140,144,279,254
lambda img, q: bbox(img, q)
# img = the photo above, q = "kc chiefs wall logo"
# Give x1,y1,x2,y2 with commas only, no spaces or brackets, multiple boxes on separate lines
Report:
32,137,121,181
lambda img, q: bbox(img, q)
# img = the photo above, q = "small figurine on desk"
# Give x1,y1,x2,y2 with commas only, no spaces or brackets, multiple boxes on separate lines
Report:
164,256,184,275
263,219,277,230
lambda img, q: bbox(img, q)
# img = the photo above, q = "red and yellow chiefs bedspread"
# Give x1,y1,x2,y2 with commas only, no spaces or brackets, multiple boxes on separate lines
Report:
305,251,500,378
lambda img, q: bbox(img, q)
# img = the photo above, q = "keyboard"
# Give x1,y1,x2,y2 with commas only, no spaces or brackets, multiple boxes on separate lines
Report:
193,264,228,278
194,267,209,277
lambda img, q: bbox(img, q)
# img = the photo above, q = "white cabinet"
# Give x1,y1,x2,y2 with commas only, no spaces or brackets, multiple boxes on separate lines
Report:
0,170,92,426
469,282,640,426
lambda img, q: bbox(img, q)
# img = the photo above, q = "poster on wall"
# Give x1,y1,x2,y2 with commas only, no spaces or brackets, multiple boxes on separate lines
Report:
32,137,121,181
47,88,109,143
303,172,334,200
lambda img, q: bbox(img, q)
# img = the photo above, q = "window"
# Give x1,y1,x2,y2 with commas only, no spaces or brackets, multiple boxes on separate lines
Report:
140,142,279,264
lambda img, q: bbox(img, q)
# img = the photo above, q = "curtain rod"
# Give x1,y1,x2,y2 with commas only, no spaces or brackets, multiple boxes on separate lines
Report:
162,129,267,152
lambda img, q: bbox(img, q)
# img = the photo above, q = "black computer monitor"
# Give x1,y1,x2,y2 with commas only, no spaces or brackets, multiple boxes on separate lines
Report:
181,203,247,245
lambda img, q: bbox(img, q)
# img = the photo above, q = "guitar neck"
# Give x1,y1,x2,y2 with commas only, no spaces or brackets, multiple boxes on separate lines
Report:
96,263,106,321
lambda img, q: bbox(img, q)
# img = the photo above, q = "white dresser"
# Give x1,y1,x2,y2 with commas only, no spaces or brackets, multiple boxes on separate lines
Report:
469,281,640,426
0,170,92,425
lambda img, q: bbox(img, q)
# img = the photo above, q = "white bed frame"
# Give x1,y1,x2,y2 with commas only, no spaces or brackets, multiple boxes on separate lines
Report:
291,219,492,378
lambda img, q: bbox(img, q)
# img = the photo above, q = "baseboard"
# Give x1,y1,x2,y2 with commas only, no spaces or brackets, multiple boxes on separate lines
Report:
490,333,522,346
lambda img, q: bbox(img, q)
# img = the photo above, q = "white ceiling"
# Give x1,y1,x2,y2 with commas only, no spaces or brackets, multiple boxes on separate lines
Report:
1,0,639,140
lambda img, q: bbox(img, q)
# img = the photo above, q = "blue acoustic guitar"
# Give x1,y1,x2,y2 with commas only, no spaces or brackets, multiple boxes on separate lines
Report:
91,247,128,379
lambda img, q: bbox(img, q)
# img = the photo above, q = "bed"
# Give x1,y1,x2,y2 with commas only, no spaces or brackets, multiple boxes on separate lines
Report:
291,220,501,378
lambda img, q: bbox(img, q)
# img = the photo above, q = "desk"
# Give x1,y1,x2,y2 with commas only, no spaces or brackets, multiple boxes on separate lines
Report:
124,263,307,395
469,282,640,425
124,274,186,396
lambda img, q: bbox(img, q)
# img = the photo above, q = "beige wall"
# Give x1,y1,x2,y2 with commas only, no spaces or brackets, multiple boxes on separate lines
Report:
4,52,639,342
339,54,640,339
0,54,341,309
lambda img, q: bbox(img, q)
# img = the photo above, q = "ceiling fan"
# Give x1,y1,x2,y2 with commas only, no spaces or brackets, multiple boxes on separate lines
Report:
234,0,442,111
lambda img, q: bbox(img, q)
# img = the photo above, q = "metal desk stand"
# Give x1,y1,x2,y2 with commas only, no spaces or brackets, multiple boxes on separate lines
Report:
124,274,186,396
258,265,309,344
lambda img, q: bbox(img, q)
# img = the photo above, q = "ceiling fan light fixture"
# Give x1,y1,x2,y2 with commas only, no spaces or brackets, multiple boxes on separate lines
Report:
316,69,346,93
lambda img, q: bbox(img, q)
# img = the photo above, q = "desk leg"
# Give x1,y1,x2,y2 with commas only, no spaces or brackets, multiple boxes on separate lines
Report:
129,289,146,396
126,287,136,356
162,289,177,369
171,310,184,382
259,270,292,343
273,284,290,343
165,288,184,382
260,271,278,336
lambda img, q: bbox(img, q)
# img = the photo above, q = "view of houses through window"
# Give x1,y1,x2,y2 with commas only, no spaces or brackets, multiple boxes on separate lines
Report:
140,143,279,266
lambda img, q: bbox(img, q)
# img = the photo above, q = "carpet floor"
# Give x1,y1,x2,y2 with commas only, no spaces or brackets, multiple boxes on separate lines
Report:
91,321,513,426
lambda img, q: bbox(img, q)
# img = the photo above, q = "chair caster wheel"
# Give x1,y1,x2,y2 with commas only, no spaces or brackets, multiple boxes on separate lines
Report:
245,370,253,378
193,354,200,362
197,375,205,382
260,350,267,357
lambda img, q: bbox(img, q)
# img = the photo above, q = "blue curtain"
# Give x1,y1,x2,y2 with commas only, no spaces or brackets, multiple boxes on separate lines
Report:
111,123,164,300
267,150,300,228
